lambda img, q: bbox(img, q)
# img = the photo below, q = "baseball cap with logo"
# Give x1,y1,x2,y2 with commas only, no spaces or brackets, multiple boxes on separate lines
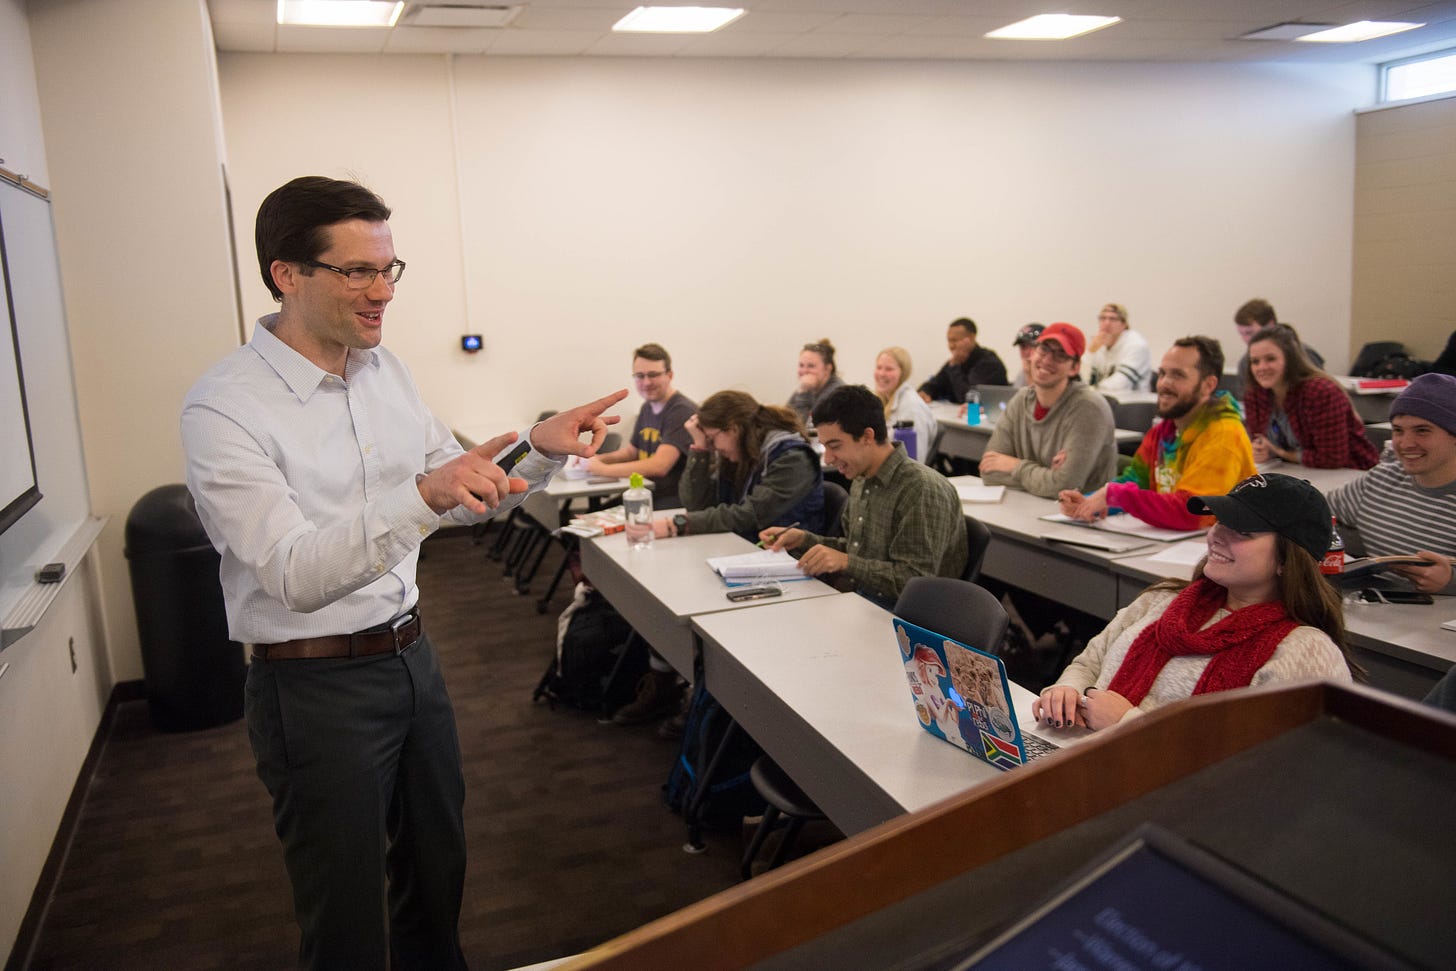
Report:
1186,473,1332,562
1013,323,1045,347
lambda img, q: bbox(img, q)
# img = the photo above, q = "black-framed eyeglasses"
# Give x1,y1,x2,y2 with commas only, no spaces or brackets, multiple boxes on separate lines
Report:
1035,342,1072,363
631,369,668,382
305,259,406,290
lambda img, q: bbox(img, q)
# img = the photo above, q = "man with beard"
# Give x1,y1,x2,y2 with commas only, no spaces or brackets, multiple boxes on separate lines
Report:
1060,336,1254,530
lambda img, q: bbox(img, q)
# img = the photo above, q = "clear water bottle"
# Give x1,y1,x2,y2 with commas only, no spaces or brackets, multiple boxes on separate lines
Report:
964,390,981,426
623,472,654,549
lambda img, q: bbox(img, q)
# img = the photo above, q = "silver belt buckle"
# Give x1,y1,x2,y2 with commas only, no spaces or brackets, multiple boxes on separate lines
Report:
390,610,416,654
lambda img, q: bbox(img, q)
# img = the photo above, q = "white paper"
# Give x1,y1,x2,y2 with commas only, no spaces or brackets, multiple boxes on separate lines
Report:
1039,512,1205,543
956,484,1005,503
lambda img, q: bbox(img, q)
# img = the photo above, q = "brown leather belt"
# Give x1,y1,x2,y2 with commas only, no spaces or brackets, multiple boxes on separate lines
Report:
252,609,422,661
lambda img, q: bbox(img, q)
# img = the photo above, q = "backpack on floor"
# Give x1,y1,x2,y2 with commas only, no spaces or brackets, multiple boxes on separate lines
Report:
663,681,766,830
534,582,644,713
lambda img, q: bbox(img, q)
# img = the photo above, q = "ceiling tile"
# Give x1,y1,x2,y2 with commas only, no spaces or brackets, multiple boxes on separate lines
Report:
276,24,390,53
385,27,502,53
212,20,277,52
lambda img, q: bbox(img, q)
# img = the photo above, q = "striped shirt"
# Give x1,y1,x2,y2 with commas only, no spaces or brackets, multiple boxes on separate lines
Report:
801,444,967,606
182,316,561,643
1326,448,1456,595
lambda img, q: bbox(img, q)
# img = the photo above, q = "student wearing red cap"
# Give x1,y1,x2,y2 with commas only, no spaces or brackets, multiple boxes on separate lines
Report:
980,322,1117,498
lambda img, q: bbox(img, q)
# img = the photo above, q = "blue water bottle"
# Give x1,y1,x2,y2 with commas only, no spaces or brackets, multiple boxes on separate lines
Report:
964,390,981,426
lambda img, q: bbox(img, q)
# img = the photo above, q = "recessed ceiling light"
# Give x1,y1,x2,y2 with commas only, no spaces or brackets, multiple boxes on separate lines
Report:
1295,21,1423,43
986,14,1121,41
277,1,404,28
613,6,746,34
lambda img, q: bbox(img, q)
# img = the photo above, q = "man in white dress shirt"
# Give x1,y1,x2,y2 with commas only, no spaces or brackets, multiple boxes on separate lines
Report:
181,176,625,970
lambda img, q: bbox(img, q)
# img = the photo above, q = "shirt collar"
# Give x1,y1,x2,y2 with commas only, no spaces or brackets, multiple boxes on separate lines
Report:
249,313,380,402
866,441,908,482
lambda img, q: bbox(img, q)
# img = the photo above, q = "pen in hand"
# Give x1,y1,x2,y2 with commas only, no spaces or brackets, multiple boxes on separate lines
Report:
757,522,801,549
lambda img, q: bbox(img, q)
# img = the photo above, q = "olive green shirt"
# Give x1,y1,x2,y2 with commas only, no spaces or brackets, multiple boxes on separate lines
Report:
800,444,967,606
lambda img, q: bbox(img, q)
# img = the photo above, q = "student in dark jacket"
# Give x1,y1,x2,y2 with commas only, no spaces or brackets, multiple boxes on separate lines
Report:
917,317,1008,403
653,390,824,542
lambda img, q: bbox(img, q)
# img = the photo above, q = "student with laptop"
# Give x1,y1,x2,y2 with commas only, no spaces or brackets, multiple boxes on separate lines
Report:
1034,473,1359,732
917,317,1009,403
1059,336,1255,530
978,322,1118,498
763,384,967,606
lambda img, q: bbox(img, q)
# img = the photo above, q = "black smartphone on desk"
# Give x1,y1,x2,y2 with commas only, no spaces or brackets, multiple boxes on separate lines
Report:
725,586,783,603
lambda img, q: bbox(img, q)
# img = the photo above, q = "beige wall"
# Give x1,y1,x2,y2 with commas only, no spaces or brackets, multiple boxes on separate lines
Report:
1352,95,1456,364
28,0,241,683
220,55,1370,429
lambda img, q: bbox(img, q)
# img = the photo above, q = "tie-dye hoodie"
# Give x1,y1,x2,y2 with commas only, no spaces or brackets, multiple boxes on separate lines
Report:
1107,391,1256,530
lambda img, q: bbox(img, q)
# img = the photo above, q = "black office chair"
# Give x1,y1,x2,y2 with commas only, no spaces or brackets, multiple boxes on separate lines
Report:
963,514,991,584
893,576,1011,662
820,481,849,539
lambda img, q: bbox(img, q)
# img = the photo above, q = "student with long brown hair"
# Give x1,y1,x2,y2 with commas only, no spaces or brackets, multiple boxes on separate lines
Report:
653,390,825,541
1243,323,1378,470
1034,473,1359,732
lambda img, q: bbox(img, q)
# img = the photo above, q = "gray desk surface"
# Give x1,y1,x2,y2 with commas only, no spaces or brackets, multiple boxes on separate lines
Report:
966,484,1145,620
519,473,632,529
580,532,838,676
691,593,1082,834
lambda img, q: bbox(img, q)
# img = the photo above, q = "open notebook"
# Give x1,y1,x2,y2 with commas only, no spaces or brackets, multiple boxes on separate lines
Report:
706,549,808,585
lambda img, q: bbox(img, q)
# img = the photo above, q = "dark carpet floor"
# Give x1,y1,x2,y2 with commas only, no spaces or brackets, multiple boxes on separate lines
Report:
24,528,747,970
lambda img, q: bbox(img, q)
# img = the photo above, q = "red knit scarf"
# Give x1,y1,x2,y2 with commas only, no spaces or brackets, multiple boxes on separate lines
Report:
1106,577,1298,706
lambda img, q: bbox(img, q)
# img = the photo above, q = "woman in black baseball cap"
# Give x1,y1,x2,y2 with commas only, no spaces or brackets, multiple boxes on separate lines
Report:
1034,472,1361,731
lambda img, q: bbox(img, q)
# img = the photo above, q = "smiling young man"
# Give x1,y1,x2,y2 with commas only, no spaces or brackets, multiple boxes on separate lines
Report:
1060,336,1255,530
979,322,1117,499
587,342,696,507
764,384,966,605
917,316,1009,403
181,177,625,970
1326,372,1456,595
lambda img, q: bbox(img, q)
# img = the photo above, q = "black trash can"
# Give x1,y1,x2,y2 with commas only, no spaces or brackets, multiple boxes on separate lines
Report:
125,484,244,732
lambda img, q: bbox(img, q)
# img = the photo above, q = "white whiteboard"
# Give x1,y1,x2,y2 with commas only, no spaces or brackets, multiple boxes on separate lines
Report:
0,178,90,618
0,196,42,533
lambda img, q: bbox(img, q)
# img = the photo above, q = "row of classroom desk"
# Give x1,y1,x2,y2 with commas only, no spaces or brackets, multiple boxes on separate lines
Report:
579,533,1072,836
966,463,1456,698
579,464,1455,834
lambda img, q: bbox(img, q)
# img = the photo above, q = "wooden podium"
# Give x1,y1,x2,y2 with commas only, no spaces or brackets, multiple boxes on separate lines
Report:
560,681,1456,970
